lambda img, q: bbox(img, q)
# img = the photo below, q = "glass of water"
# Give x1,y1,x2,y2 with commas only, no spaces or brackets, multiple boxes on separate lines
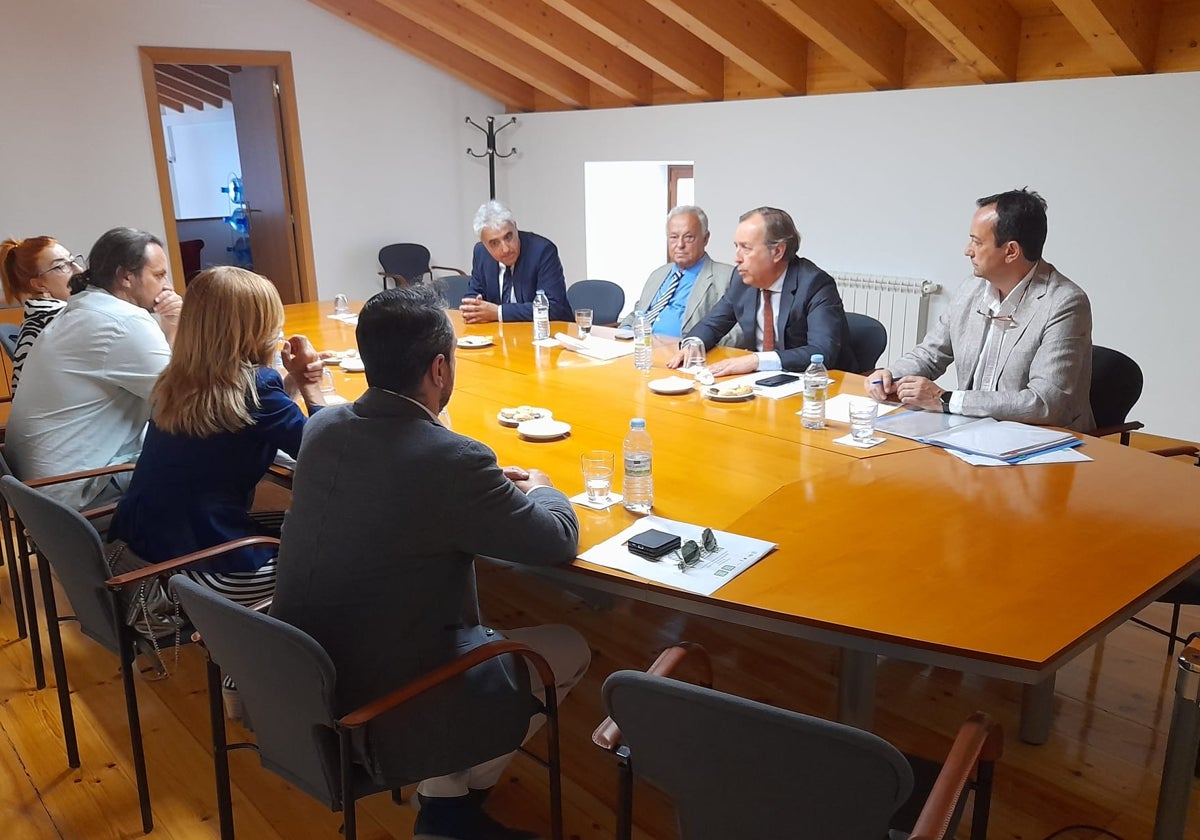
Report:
333,293,350,315
849,399,879,442
574,308,593,339
580,450,615,503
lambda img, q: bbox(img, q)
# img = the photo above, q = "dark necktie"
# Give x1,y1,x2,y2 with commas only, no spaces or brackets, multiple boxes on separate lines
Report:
762,290,776,352
501,265,517,303
646,270,682,325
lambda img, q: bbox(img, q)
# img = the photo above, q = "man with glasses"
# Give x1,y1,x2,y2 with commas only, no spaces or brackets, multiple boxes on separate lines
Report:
865,189,1094,432
621,205,739,343
668,206,855,375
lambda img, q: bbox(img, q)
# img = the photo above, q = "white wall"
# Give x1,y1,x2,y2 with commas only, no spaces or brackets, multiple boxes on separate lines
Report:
0,0,502,304
509,73,1200,438
584,162,669,306
162,104,241,219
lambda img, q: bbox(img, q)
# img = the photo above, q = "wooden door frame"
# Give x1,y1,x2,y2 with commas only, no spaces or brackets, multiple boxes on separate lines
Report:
138,46,317,301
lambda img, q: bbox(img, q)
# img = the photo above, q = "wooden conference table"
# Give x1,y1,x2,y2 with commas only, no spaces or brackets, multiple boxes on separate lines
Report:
285,301,1200,744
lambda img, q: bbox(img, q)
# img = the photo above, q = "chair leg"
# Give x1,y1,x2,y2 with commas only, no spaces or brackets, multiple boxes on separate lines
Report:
16,518,45,689
206,656,236,840
615,747,633,840
1169,604,1182,657
543,684,563,840
1,504,28,639
339,729,356,840
969,760,995,840
118,623,153,834
36,558,78,768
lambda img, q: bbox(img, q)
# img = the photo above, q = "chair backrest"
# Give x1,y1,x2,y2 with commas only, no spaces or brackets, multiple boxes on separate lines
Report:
1090,345,1143,428
603,671,913,840
0,475,120,654
378,243,433,285
568,279,625,325
170,576,347,808
438,274,471,309
845,313,887,372
178,238,204,284
0,323,19,360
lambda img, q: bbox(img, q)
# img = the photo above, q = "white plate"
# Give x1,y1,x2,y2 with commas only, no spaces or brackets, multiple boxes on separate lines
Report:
517,418,571,440
648,376,695,395
457,335,494,348
704,386,755,402
340,356,365,372
497,407,552,427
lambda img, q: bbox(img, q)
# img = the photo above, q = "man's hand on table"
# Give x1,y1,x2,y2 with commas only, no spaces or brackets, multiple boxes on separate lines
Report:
461,295,500,324
503,466,555,494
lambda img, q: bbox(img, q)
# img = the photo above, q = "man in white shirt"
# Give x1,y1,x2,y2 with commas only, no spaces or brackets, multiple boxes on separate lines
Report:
6,227,183,509
865,189,1094,431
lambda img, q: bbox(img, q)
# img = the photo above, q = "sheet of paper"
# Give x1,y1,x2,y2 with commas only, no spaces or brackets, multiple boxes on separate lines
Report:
943,446,1092,467
578,515,775,596
327,312,359,325
822,393,901,423
553,332,635,360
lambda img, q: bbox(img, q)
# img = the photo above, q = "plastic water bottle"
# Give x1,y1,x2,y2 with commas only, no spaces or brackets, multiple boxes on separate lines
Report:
801,354,828,430
632,311,653,371
622,418,653,514
533,289,550,341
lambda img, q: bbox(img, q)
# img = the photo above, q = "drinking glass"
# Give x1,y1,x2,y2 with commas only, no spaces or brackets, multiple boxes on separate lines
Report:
333,293,350,315
580,450,615,503
319,367,336,394
574,308,593,339
849,399,879,442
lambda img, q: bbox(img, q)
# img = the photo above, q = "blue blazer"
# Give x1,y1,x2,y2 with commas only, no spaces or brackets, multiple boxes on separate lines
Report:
467,230,572,322
687,257,857,372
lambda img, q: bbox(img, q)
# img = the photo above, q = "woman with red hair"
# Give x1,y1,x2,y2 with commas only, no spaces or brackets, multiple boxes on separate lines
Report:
0,236,80,389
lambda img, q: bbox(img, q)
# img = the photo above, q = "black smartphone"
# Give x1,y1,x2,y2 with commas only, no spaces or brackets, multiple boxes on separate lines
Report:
756,373,800,387
627,529,682,560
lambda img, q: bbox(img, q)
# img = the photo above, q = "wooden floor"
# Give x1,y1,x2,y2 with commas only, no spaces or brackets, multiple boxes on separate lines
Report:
2,439,1199,839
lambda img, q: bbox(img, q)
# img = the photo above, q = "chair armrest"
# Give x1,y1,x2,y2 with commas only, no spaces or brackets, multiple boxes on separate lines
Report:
1089,420,1144,440
431,265,467,276
592,642,712,751
25,462,135,489
908,711,1003,840
1150,446,1200,459
82,502,118,521
104,536,281,590
337,639,555,729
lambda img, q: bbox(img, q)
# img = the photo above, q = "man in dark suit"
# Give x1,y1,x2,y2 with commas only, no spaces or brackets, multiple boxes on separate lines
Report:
668,206,855,375
462,200,572,324
270,286,590,840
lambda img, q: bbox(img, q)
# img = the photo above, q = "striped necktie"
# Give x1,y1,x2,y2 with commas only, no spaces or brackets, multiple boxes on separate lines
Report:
646,269,682,325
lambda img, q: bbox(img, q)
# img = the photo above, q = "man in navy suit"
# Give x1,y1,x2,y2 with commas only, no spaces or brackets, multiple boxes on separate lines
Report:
669,206,855,374
462,201,571,324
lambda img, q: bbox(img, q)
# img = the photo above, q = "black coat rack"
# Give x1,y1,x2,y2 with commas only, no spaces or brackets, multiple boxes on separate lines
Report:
466,116,517,200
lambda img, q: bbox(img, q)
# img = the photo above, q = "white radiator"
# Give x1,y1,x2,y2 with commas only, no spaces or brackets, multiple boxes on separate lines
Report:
831,273,940,369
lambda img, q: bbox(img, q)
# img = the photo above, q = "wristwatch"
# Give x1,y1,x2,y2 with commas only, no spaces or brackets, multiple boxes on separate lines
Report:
940,390,952,413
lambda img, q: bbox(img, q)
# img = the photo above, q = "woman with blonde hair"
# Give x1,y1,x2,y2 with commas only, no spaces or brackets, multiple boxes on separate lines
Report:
109,266,325,604
0,236,81,389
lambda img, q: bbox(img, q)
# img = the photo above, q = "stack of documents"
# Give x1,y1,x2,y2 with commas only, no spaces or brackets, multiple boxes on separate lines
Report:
553,332,635,360
874,411,1081,463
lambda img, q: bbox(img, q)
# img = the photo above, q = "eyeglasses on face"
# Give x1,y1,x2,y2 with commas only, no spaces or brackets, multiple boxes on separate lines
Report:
667,234,699,245
37,254,86,278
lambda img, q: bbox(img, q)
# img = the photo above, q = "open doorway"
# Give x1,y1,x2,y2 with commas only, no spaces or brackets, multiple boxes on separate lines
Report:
139,47,317,303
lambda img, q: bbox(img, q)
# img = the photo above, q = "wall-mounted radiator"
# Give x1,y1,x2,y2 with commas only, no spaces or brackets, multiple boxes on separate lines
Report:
831,273,940,369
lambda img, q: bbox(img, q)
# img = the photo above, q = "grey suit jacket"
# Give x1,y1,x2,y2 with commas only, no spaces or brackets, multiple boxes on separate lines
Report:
888,261,1094,432
686,257,856,372
270,388,580,784
622,256,742,346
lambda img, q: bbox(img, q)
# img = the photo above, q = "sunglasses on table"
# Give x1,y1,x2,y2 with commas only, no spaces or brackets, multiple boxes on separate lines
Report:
671,528,720,572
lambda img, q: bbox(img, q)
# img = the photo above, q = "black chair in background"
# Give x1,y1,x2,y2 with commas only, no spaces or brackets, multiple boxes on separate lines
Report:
1089,345,1145,445
438,273,471,309
845,312,888,373
594,644,1002,840
568,279,625,325
378,243,465,289
0,323,19,360
170,575,565,840
0,474,278,834
179,238,204,285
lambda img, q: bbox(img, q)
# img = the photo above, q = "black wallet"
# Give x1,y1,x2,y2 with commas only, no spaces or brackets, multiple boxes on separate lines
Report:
627,529,682,560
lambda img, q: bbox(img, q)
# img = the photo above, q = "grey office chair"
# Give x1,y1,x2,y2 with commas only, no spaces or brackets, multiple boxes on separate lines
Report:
596,645,1002,840
846,312,888,372
378,243,465,289
438,273,471,309
0,323,19,359
568,279,625,325
171,576,565,840
0,475,277,834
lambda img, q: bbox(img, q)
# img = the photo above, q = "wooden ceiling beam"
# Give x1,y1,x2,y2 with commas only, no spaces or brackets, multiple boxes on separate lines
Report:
456,0,652,103
178,63,233,86
380,0,589,108
644,0,807,95
159,64,232,101
154,80,205,111
893,0,1020,82
1052,0,1163,73
546,0,724,100
305,0,537,111
158,95,185,113
763,0,906,89
154,70,225,109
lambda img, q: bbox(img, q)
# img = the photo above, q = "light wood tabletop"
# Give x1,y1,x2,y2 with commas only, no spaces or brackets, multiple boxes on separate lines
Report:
285,300,1200,743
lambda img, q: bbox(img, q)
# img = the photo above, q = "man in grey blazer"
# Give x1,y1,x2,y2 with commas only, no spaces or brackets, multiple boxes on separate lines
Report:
668,206,856,375
270,286,590,840
621,205,740,345
866,189,1094,432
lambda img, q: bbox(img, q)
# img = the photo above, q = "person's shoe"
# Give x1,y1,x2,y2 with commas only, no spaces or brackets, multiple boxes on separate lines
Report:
413,793,541,840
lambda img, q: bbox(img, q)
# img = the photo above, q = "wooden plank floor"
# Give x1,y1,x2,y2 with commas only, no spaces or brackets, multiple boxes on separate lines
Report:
2,443,1199,839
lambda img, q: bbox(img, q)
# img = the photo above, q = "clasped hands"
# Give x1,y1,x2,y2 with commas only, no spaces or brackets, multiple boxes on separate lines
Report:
865,369,945,412
461,295,500,324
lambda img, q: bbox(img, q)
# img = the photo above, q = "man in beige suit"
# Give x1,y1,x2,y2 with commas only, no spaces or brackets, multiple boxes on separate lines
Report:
622,205,740,345
866,189,1094,432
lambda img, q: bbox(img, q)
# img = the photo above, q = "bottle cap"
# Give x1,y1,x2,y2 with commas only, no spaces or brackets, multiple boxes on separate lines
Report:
630,418,645,430
811,354,824,364
536,289,545,295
